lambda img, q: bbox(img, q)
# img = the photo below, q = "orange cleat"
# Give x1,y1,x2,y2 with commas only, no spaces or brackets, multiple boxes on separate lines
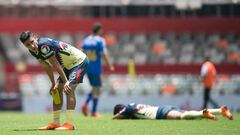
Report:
55,122,75,130
81,103,88,117
92,112,100,118
220,106,233,120
38,123,60,130
203,109,216,120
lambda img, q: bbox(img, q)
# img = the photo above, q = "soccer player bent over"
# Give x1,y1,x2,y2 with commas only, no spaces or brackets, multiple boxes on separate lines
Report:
19,31,89,130
113,103,233,120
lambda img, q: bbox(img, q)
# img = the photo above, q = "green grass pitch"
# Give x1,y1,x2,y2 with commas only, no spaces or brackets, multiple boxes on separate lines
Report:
0,112,239,135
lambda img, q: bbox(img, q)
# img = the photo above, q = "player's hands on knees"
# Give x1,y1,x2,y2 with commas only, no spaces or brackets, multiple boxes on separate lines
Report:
49,84,57,95
63,81,72,94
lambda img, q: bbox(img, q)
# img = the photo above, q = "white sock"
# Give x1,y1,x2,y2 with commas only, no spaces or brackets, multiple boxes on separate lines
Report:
65,110,74,123
207,109,221,115
53,110,61,124
180,111,203,119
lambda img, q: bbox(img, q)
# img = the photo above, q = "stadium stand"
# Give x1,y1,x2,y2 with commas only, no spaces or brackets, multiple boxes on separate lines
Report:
0,1,240,113
1,32,240,96
0,32,240,65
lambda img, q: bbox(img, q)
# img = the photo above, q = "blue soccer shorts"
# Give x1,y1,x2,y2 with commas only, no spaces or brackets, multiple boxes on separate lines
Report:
87,73,102,87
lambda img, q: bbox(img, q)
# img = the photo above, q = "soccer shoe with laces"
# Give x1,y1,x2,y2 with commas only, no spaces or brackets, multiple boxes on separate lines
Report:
220,105,233,120
203,109,216,120
55,122,75,130
81,104,88,117
38,123,60,130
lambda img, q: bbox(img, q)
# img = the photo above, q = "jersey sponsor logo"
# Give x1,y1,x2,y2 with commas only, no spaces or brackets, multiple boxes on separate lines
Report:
41,45,50,54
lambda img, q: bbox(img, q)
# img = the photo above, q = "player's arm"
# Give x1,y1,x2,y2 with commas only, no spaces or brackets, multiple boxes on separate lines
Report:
112,113,125,119
38,59,55,93
100,39,114,72
102,51,114,72
47,55,71,93
200,65,207,81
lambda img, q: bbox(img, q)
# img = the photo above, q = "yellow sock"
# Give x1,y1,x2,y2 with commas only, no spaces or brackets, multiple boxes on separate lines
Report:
53,110,61,124
65,110,74,123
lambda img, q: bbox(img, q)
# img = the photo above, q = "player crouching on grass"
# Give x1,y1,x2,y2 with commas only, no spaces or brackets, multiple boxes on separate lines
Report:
113,103,233,120
19,31,89,130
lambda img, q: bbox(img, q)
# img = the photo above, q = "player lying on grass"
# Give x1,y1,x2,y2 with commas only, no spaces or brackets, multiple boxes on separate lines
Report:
19,31,89,130
113,103,233,120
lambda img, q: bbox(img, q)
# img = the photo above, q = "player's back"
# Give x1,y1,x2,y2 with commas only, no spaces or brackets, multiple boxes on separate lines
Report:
121,103,159,119
82,35,106,74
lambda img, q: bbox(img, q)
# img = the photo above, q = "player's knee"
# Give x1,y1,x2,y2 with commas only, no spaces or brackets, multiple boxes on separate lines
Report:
92,87,100,96
66,95,76,103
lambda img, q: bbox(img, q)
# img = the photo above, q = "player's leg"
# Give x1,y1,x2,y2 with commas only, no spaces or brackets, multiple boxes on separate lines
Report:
66,84,78,123
56,59,88,130
53,83,64,124
208,89,219,108
203,87,210,109
81,92,92,116
91,86,101,117
179,109,216,120
83,73,102,117
56,84,77,130
39,82,64,130
208,105,233,120
166,109,213,120
81,74,93,116
163,106,216,120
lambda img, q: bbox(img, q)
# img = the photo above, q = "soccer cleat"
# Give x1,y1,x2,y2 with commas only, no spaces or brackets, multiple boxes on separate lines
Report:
55,122,75,130
220,105,233,120
203,109,216,120
38,123,60,130
92,112,100,118
81,103,88,116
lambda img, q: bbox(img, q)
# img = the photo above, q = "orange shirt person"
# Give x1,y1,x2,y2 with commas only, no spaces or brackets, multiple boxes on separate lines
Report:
200,58,219,109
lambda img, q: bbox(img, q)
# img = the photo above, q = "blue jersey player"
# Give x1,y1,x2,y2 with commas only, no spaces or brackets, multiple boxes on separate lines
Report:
81,23,114,118
113,103,233,120
19,31,89,130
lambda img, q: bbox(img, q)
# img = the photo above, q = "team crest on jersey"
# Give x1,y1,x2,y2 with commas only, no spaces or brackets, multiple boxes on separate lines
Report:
41,45,50,54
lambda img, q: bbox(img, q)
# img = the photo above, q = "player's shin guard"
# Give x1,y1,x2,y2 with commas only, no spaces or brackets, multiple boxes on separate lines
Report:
180,111,203,119
53,110,61,124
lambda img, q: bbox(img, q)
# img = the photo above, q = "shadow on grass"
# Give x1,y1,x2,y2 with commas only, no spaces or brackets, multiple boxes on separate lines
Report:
13,129,77,131
13,129,39,131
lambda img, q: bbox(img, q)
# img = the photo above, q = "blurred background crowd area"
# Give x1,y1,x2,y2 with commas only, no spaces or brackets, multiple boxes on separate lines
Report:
1,32,240,65
0,0,240,100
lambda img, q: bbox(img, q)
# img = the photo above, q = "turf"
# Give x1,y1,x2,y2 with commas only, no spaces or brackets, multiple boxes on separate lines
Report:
0,112,239,135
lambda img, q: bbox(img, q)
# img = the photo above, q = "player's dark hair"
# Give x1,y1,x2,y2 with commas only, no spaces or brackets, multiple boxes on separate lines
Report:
113,104,125,115
92,23,102,34
19,31,33,43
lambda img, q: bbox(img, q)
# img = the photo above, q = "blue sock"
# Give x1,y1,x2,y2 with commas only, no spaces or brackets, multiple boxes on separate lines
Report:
92,97,99,113
85,92,93,105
